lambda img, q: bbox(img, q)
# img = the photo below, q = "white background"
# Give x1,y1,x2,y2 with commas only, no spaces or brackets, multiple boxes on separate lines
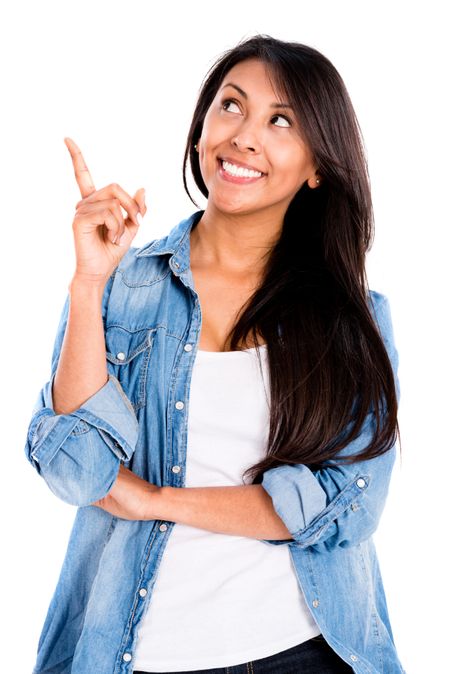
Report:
1,1,448,672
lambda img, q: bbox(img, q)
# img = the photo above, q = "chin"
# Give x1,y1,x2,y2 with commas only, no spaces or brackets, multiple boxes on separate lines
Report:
212,200,262,216
207,191,262,214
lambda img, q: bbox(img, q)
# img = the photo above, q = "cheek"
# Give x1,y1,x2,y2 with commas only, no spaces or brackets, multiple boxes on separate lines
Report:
281,148,313,181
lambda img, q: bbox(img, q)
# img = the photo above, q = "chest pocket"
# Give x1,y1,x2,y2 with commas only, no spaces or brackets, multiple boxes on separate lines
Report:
105,325,156,410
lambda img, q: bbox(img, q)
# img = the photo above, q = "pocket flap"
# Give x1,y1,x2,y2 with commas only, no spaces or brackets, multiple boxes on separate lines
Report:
105,326,151,365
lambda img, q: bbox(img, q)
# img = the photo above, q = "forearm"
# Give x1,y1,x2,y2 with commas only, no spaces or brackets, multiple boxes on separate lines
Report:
52,277,108,415
156,484,293,541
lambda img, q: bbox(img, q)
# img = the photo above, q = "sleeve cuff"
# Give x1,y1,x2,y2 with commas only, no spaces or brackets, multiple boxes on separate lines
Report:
30,374,139,467
261,464,370,547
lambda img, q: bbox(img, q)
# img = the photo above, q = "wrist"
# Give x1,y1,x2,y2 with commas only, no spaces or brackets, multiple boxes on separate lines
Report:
69,273,109,295
143,482,164,520
148,484,167,521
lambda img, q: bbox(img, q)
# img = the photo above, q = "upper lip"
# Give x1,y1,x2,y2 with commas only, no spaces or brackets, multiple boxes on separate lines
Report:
219,156,266,174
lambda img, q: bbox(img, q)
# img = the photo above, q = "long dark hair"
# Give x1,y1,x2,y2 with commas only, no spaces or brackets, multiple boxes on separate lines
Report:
182,34,400,483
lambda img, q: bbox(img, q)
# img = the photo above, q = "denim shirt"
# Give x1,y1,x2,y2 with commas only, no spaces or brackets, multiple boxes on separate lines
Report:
25,210,405,674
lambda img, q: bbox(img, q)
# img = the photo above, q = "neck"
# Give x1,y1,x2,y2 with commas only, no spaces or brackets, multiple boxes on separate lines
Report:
190,204,283,276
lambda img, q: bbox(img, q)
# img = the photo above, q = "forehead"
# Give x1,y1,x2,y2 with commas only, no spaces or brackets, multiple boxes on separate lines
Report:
217,58,283,98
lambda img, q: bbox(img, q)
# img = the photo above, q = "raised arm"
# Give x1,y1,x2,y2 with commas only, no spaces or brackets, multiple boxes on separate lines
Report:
52,138,144,413
24,138,146,506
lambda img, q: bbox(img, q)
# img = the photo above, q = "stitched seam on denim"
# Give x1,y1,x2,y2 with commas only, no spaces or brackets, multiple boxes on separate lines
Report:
31,416,80,465
108,375,139,423
136,337,152,409
106,323,155,334
106,331,155,410
119,266,173,288
115,525,159,673
291,476,370,544
30,412,58,449
75,516,118,671
72,408,134,455
71,419,91,436
106,340,149,364
119,521,173,665
105,328,154,362
358,543,383,672
306,546,321,606
165,318,200,484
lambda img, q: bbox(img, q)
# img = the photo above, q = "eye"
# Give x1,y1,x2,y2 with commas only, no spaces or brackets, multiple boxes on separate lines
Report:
222,98,292,128
271,114,292,128
222,98,241,114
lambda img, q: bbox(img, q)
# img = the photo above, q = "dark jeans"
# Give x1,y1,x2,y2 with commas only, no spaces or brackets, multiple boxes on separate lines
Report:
133,634,354,673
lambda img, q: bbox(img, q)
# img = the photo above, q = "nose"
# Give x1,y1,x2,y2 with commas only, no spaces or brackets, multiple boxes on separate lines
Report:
231,124,262,153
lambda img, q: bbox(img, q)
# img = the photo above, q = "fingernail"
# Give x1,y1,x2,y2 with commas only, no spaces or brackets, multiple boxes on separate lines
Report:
112,234,118,244
137,213,143,226
119,233,127,246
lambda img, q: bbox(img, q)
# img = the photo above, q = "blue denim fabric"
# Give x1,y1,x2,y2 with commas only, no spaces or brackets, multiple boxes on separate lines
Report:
133,634,354,673
24,210,405,674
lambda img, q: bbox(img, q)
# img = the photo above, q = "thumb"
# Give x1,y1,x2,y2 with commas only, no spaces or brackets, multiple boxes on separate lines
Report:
134,188,147,218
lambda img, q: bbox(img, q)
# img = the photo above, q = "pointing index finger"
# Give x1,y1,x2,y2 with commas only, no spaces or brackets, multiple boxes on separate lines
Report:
64,137,96,198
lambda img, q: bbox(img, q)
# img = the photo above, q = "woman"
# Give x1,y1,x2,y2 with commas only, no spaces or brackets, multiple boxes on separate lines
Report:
25,35,405,673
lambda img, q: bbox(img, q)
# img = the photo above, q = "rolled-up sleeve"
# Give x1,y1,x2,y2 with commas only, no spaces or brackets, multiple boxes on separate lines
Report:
24,272,139,506
261,292,400,550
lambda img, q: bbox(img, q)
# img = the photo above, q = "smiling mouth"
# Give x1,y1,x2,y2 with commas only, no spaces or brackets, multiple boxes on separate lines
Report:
217,158,266,181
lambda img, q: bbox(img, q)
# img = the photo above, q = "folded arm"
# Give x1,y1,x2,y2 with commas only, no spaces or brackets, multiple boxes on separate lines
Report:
259,292,401,550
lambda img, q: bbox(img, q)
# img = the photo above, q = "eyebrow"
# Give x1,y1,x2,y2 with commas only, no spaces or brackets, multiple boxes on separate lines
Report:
220,82,293,109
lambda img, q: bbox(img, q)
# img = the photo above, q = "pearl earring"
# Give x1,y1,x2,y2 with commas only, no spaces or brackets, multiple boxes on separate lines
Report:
316,178,320,184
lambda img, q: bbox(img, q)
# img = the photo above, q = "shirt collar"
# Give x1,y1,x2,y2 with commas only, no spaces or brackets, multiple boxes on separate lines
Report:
135,209,204,273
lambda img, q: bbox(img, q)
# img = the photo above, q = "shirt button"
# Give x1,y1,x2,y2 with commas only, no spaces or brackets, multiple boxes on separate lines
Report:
159,523,168,532
350,655,358,662
117,352,126,361
174,261,180,268
175,401,184,410
356,478,366,489
123,653,132,662
312,599,320,608
139,588,147,598
184,344,193,351
172,465,181,473
351,503,359,511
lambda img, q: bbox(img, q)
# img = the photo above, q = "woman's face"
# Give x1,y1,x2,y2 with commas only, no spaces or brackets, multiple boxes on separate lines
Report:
197,58,319,221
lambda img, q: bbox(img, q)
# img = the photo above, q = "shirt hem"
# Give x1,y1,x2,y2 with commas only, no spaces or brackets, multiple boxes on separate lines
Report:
132,625,322,671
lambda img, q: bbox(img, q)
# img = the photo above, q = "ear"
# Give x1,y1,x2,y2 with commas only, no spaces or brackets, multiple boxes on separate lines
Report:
307,172,322,189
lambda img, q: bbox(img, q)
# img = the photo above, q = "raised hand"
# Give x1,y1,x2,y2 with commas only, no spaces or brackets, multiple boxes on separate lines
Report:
64,137,147,283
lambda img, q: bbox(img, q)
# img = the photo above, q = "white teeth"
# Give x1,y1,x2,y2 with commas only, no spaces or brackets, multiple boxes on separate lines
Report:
221,160,263,178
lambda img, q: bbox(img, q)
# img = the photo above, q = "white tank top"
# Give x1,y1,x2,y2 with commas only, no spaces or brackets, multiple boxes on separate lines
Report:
133,345,321,671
